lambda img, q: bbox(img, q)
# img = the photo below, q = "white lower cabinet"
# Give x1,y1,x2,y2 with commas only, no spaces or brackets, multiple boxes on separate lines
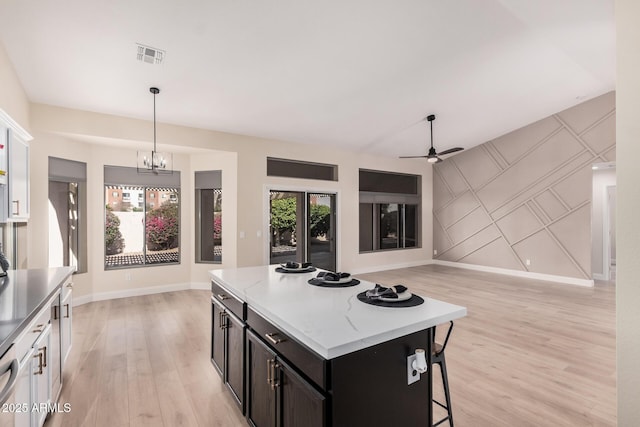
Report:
13,298,54,427
30,325,51,427
60,283,72,366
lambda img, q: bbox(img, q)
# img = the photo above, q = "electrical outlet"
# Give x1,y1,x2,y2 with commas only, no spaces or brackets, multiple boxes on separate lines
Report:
407,354,420,385
433,249,438,256
526,259,531,266
239,231,245,239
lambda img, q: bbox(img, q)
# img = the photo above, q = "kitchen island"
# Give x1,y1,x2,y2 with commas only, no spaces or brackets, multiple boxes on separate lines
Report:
210,266,466,427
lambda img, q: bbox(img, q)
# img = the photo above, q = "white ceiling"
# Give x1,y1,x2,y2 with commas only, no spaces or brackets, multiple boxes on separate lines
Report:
0,0,615,157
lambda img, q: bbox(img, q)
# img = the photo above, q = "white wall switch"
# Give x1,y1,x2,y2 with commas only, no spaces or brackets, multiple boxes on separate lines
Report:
433,249,438,255
526,259,531,266
239,231,245,239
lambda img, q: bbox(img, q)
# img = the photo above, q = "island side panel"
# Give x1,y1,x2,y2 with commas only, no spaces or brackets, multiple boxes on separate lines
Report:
330,328,433,427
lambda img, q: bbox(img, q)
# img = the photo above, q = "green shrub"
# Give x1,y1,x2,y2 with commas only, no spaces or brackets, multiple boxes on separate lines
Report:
105,209,124,255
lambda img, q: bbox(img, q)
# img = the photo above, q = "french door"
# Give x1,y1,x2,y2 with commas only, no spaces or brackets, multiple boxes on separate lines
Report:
269,191,336,271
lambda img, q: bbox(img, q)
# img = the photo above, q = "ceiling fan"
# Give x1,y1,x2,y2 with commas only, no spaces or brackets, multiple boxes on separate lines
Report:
400,114,463,163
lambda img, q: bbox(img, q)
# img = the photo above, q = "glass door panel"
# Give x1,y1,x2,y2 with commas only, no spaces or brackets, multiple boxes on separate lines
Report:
269,191,305,265
307,193,336,272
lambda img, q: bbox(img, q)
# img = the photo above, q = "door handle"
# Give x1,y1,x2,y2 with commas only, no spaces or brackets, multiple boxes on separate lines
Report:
64,304,70,318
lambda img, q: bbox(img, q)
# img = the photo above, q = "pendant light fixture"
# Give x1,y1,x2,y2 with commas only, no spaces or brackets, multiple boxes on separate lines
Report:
137,87,173,174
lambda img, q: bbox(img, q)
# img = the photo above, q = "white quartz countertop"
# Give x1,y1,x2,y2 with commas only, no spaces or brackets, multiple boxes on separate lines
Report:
209,266,467,359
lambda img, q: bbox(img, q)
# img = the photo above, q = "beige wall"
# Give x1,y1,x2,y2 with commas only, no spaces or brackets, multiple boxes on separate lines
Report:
433,92,615,280
616,0,640,423
0,42,30,131
25,102,433,298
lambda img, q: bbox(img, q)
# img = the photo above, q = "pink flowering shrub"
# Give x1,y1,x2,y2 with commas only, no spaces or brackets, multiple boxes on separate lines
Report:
146,203,179,251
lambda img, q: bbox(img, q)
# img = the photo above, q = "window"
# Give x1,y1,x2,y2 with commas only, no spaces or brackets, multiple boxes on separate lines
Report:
104,166,180,269
267,157,338,181
49,157,87,273
195,170,222,263
359,169,421,252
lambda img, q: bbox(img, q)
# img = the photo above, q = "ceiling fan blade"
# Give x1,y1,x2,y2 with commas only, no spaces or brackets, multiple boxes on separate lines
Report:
437,147,464,156
399,155,428,158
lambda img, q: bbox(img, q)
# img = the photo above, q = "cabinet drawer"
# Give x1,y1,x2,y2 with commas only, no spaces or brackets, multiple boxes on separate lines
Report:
14,302,52,363
211,280,246,320
247,307,327,391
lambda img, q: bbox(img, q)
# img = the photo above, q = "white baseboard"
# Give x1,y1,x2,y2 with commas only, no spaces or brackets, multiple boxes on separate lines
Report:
350,259,434,275
432,259,594,287
592,273,607,281
73,282,207,306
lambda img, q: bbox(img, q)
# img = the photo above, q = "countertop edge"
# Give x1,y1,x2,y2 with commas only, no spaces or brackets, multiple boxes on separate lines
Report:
0,267,75,359
209,268,468,360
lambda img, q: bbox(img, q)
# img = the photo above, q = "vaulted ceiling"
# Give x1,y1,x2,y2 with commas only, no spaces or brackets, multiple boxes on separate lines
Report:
0,0,615,157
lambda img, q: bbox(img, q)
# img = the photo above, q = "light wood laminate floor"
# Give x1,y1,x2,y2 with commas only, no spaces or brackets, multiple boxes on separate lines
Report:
45,264,615,427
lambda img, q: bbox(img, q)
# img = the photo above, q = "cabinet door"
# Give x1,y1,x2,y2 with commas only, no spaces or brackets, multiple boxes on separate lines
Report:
50,294,62,401
211,297,225,375
14,347,34,427
278,358,326,427
31,325,51,427
61,286,73,366
246,331,277,427
225,310,245,409
7,129,29,221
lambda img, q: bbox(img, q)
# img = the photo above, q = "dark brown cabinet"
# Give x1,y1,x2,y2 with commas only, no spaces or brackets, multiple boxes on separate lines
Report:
246,330,326,427
211,295,246,410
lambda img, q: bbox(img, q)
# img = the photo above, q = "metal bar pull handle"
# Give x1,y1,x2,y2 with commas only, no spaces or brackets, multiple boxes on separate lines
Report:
53,305,58,320
65,304,70,318
265,332,286,345
266,359,273,387
33,352,43,375
12,200,19,216
217,294,229,301
218,311,226,329
41,346,47,368
33,324,44,333
272,362,280,389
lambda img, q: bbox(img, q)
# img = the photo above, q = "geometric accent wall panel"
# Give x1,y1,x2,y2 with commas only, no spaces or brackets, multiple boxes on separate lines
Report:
552,166,593,209
433,91,616,279
436,191,478,229
511,229,586,278
534,190,568,221
547,204,592,276
436,160,468,196
458,237,523,270
490,116,562,164
581,114,616,153
556,91,615,134
454,145,501,190
495,205,543,244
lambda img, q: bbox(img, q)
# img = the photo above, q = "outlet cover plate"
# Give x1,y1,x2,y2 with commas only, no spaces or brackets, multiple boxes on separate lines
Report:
407,354,420,385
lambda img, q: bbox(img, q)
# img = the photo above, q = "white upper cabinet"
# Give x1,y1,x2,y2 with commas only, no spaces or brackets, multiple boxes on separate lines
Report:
0,109,32,223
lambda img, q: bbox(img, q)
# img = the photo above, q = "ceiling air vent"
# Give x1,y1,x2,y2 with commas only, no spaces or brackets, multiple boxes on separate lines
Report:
136,44,165,65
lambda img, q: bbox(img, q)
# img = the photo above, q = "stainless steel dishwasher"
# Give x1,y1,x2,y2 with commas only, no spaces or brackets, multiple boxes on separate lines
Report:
0,344,19,427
